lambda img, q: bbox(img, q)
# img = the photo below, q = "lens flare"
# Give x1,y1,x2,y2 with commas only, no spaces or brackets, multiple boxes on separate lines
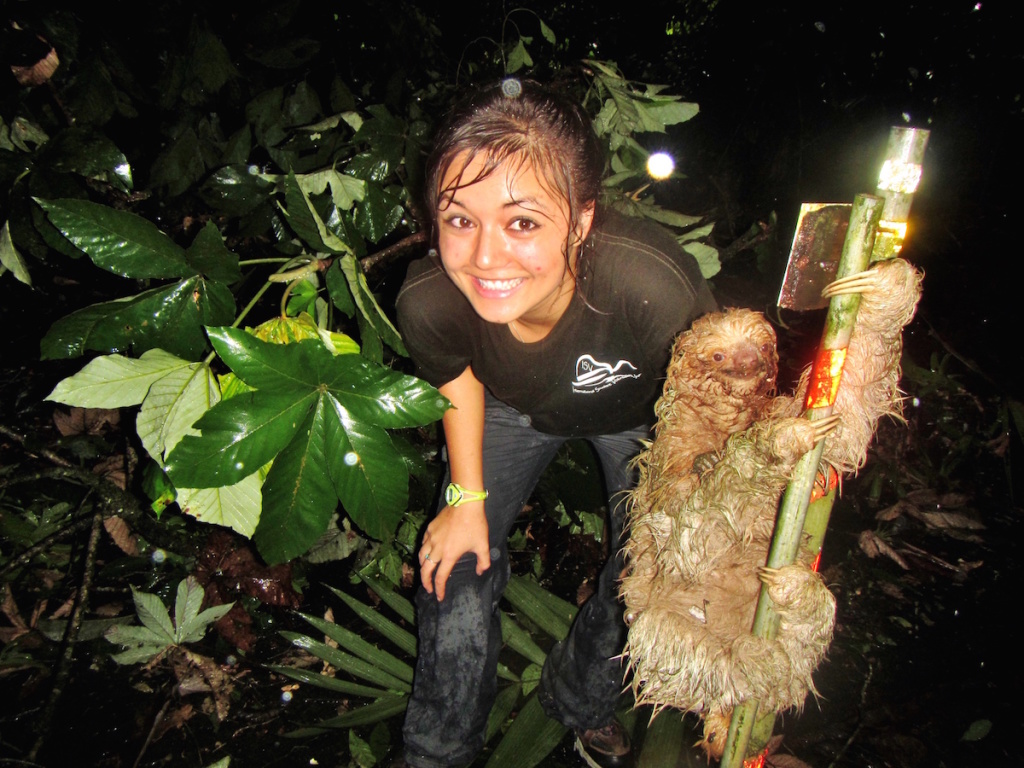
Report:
646,152,675,180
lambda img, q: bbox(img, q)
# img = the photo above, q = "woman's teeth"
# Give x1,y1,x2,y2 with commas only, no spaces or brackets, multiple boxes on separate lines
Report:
478,277,524,291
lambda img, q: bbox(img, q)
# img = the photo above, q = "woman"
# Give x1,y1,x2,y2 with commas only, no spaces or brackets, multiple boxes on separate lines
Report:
394,77,716,768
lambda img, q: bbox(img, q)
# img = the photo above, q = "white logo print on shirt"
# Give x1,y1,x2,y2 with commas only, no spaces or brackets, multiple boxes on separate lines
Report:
572,354,641,393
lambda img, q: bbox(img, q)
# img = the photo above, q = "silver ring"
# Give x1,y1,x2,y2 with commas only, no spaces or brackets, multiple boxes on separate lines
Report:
424,553,431,561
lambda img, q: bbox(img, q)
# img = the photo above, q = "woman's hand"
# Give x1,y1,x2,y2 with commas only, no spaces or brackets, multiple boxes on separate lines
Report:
418,501,490,601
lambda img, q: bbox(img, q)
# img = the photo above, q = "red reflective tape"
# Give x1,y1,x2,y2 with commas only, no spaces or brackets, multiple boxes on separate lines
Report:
804,347,848,409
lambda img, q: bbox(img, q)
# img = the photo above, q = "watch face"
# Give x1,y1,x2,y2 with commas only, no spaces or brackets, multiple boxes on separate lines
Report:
445,484,459,505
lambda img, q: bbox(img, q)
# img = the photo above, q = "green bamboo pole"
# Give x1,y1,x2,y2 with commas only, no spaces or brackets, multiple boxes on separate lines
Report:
717,193,884,768
872,127,931,262
717,127,930,767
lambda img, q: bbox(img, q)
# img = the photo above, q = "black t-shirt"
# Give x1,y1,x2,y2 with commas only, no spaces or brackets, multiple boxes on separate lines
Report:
395,210,717,437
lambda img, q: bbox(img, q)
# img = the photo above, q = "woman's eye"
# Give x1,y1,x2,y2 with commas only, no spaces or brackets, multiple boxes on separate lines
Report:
444,215,472,229
509,217,539,232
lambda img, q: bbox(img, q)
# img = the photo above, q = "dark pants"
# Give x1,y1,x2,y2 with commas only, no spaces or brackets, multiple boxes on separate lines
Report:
402,395,647,767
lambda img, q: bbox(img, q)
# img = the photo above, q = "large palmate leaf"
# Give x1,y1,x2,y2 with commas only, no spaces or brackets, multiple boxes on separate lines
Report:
165,328,448,562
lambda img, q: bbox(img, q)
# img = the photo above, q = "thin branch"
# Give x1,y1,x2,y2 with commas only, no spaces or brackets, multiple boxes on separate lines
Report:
28,506,104,762
359,231,428,273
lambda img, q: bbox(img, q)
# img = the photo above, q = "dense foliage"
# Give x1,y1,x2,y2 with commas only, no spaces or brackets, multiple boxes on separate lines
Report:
2,2,1021,767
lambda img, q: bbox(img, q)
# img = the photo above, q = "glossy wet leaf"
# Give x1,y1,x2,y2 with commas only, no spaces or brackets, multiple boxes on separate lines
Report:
199,164,275,216
255,403,339,563
164,329,445,559
282,170,330,252
352,181,404,244
185,221,242,283
35,198,190,278
40,276,235,360
165,389,316,487
339,254,407,357
36,127,133,193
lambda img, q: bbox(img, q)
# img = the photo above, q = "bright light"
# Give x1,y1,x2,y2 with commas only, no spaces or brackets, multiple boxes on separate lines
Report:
646,152,675,180
877,159,922,193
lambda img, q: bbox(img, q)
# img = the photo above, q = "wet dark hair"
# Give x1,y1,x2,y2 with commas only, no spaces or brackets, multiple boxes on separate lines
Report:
425,78,605,261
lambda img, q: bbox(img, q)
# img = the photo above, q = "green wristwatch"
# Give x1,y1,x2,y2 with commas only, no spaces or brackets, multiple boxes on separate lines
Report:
445,483,488,507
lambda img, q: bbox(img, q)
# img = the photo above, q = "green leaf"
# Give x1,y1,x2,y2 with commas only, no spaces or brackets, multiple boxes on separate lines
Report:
254,400,340,564
174,576,205,642
339,254,407,357
506,40,533,73
500,611,548,667
483,693,566,768
34,198,190,278
354,572,416,625
282,629,411,692
326,585,416,657
200,165,275,216
352,182,404,244
46,348,191,409
1,220,31,286
176,478,262,537
961,719,992,742
678,222,715,243
40,277,235,360
644,100,699,128
485,683,523,743
185,221,242,283
131,587,176,644
137,361,220,463
285,695,408,735
292,169,365,211
283,170,331,252
503,575,576,640
538,20,557,45
324,399,407,542
149,127,205,197
297,614,414,684
207,328,441,427
165,390,315,488
182,604,235,644
266,664,390,698
37,127,133,193
682,241,721,279
349,729,375,768
104,624,169,651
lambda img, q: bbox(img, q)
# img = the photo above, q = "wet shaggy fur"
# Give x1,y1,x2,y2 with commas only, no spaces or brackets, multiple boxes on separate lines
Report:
620,259,923,755
622,308,779,613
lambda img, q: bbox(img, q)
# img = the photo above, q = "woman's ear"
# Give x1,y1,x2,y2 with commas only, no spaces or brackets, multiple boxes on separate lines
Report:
576,203,596,245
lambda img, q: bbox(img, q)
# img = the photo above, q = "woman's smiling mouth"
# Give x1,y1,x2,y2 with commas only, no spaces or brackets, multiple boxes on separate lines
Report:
475,277,525,293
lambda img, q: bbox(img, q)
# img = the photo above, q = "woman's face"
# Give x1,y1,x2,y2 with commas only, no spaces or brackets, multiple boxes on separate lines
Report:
436,153,593,338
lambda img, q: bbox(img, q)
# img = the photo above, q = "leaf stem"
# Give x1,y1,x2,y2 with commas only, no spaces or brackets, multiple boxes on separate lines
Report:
238,258,293,266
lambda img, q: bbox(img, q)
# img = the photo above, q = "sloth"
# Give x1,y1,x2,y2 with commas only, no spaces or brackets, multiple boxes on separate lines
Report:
621,258,924,758
622,308,779,613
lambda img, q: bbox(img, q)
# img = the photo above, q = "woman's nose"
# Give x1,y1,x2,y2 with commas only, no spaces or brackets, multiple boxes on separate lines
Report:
471,229,505,269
